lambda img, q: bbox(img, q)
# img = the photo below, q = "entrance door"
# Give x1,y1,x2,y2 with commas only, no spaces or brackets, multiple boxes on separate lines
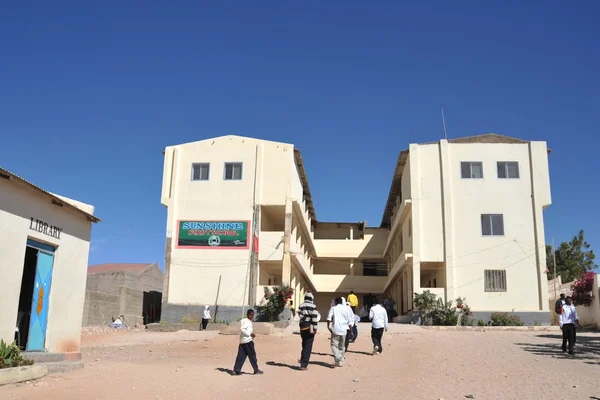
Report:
26,242,55,351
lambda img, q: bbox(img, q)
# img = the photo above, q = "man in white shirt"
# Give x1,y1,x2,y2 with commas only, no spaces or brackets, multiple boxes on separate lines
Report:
201,305,211,331
327,297,352,367
233,309,264,375
369,298,389,355
559,296,581,355
342,298,356,352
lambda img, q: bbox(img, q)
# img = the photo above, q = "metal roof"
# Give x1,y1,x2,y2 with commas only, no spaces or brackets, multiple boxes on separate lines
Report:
0,167,100,223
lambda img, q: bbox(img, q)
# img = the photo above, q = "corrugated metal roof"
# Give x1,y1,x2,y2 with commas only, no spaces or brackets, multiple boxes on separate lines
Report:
0,167,100,223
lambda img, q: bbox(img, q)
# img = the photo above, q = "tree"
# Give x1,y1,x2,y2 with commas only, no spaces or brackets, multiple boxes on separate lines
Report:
571,272,595,307
546,230,597,283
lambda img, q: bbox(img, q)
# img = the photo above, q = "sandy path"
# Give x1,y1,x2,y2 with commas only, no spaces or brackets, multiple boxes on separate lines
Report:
1,324,599,400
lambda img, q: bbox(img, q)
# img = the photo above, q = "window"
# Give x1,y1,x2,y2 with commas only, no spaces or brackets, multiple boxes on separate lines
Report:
497,162,519,179
363,261,388,277
224,162,243,180
461,162,483,179
484,270,507,292
191,163,210,181
481,214,504,236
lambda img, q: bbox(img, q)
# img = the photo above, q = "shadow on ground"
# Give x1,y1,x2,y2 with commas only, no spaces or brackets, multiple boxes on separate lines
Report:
266,360,334,370
516,334,600,365
216,368,251,376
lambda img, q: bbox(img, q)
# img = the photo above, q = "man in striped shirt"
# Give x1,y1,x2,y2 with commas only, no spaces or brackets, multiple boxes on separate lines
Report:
298,292,320,370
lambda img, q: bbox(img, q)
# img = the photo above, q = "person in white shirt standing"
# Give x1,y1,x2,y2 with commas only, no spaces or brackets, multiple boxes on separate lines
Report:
369,298,389,355
233,309,264,375
327,297,352,367
201,305,211,331
559,296,581,355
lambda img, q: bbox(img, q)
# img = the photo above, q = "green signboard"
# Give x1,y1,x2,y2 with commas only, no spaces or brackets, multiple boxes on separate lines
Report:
177,220,249,249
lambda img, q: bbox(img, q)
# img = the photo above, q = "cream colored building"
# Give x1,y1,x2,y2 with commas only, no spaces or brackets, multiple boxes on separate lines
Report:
161,133,551,324
0,168,99,356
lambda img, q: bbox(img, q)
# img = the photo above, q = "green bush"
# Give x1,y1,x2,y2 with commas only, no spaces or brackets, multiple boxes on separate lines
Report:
477,320,486,326
0,340,34,369
413,291,472,326
490,312,524,326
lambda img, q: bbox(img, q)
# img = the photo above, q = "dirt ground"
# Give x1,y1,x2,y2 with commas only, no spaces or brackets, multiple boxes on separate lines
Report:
2,324,600,400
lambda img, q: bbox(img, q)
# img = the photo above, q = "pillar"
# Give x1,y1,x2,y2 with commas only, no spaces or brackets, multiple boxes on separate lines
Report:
282,182,293,285
439,139,455,302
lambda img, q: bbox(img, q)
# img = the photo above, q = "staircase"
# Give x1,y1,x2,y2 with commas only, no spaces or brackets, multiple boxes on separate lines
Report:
22,352,83,374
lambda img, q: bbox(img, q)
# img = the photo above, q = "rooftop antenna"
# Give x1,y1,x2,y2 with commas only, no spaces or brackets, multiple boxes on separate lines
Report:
441,108,448,140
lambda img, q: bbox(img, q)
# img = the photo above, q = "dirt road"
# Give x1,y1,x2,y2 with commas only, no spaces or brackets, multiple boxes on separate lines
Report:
1,324,599,399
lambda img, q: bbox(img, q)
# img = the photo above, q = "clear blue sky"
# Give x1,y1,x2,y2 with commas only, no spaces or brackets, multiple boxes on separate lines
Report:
1,1,599,269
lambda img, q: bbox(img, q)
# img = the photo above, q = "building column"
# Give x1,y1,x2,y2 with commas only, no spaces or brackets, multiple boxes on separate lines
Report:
282,182,293,285
439,139,455,302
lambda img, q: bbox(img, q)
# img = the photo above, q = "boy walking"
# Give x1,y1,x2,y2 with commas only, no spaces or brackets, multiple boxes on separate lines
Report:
327,297,352,367
560,296,580,355
233,309,264,375
369,299,388,355
201,305,211,330
297,292,319,370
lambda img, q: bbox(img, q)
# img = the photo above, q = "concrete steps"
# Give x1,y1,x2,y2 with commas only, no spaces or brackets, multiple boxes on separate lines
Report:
22,352,83,374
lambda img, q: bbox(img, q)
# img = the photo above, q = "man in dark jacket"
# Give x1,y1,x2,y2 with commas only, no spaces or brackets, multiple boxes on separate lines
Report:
297,292,319,370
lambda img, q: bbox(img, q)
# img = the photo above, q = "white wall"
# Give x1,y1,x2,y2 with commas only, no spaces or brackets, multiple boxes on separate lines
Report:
161,136,299,307
414,144,445,262
0,179,93,353
442,141,549,311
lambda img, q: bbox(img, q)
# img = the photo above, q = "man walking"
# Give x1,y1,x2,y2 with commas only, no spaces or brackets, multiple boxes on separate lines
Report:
342,298,355,352
369,298,388,355
560,296,580,355
233,309,264,375
348,291,358,314
298,292,319,370
327,297,352,367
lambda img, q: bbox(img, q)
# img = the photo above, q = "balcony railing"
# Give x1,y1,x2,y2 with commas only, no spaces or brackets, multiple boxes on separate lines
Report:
313,238,384,258
312,274,387,293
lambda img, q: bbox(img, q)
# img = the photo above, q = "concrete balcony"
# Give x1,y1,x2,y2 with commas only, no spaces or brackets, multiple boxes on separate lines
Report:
313,237,385,258
312,274,387,293
258,232,284,261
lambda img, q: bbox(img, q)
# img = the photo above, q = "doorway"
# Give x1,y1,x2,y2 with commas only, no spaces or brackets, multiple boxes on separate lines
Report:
142,291,162,324
16,239,55,351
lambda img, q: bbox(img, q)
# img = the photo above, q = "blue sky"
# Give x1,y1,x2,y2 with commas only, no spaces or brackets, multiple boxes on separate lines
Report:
1,1,599,269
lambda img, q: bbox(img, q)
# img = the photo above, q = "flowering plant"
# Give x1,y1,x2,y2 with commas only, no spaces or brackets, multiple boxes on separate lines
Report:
455,297,473,326
571,272,595,307
261,284,294,322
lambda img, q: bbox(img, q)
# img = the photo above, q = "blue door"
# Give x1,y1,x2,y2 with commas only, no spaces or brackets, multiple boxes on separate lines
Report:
26,246,55,351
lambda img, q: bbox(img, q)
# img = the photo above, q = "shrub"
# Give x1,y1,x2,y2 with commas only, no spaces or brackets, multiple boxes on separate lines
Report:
571,271,595,307
455,297,474,326
477,320,486,327
181,316,199,324
490,312,524,326
259,284,294,322
0,340,34,369
430,299,458,326
413,291,472,326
